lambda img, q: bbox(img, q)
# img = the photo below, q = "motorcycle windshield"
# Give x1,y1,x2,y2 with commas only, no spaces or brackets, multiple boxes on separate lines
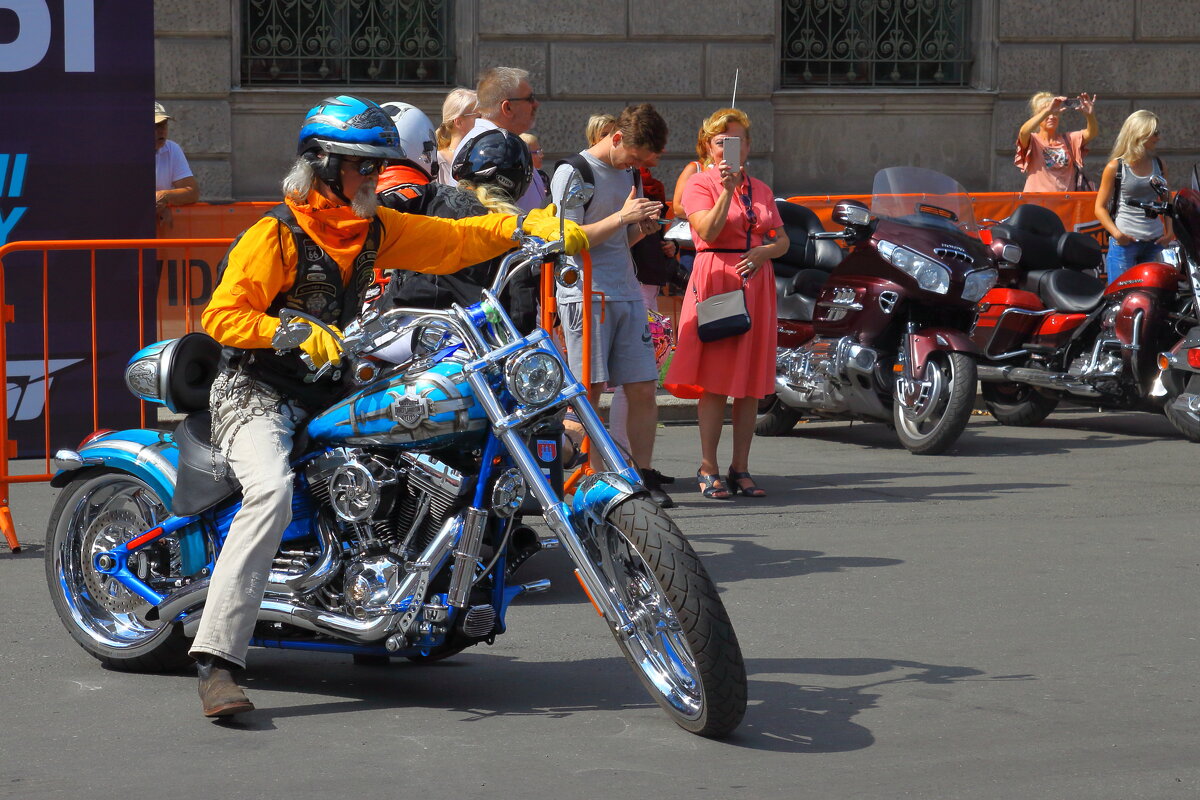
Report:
870,167,977,234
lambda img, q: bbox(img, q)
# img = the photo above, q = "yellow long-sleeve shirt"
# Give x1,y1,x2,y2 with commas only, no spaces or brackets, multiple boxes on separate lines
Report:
202,206,524,350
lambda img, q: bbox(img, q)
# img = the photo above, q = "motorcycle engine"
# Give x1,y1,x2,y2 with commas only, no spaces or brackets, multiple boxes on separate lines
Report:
343,552,406,619
304,448,469,615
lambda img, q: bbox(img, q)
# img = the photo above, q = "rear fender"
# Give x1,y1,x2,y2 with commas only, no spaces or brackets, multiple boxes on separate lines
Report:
50,429,177,503
907,328,979,379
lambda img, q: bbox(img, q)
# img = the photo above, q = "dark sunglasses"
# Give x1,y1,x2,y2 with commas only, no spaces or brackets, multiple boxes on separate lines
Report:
739,190,758,228
506,94,537,105
342,156,387,176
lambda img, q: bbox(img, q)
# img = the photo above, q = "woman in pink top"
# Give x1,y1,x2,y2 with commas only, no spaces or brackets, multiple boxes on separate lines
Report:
1015,91,1098,192
665,108,789,500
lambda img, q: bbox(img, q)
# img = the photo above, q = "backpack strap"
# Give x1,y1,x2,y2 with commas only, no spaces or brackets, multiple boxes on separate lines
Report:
1108,158,1124,219
554,153,595,212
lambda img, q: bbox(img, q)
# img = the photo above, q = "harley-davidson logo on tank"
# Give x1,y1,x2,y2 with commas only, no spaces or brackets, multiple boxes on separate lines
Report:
306,361,489,447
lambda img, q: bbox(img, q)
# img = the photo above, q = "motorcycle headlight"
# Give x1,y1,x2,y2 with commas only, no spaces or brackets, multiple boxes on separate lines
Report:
878,240,950,294
962,268,999,303
505,350,564,406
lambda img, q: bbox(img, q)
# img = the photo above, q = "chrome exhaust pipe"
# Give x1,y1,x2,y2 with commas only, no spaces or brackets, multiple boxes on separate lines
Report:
149,511,343,624
155,512,460,645
976,364,1102,397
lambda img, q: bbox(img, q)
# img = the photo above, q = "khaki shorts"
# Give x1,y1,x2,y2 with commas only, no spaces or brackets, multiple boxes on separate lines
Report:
561,300,658,387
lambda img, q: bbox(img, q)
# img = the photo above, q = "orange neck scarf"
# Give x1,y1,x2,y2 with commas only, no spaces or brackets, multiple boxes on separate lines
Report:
284,190,372,272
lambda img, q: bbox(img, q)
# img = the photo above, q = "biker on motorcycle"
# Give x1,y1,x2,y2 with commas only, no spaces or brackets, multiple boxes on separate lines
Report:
190,94,586,718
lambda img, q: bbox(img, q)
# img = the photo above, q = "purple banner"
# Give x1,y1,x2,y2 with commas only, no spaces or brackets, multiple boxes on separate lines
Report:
1,0,155,456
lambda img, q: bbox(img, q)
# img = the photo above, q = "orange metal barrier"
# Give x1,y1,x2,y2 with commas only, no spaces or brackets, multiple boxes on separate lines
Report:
0,238,233,552
785,191,1106,247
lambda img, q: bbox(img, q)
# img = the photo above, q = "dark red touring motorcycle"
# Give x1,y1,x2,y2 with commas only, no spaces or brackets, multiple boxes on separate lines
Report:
972,179,1200,433
757,167,1003,454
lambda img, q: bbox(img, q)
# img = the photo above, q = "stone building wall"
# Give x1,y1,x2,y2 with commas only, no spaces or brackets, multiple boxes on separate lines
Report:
154,0,1199,202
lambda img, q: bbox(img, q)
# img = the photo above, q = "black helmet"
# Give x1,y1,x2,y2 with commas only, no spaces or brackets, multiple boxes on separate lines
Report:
451,128,532,200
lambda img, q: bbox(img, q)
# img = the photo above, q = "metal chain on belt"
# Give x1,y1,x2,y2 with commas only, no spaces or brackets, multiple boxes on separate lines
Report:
208,366,288,482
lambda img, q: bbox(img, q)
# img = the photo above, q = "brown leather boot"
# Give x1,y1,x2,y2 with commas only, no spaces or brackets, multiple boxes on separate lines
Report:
195,654,254,717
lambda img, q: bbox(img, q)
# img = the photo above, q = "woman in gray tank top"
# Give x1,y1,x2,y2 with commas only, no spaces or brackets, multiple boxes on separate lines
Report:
1095,110,1175,284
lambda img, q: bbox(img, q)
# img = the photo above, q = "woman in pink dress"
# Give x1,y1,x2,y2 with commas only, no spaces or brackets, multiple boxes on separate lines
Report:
1015,91,1098,192
665,108,789,499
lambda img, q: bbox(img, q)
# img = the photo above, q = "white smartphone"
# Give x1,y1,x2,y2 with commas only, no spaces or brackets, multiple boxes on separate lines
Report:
722,136,742,174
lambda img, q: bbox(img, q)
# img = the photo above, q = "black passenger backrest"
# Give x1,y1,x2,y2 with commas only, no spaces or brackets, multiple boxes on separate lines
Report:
775,200,844,272
1007,203,1066,238
996,204,1067,270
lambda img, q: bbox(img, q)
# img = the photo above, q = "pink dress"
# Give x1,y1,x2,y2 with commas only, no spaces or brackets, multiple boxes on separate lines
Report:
665,168,782,400
1014,130,1088,192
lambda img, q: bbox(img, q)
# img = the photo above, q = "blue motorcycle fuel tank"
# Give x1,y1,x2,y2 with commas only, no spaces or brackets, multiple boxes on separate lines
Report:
306,358,488,448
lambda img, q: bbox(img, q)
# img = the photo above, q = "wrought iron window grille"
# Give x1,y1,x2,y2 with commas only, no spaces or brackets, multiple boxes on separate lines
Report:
242,0,454,86
782,0,973,88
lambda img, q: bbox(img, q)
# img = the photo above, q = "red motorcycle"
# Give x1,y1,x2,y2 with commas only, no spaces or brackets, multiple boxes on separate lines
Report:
973,181,1198,428
758,167,1001,454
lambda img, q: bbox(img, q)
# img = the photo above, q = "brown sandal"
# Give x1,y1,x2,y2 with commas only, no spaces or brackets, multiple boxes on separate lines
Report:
697,470,733,500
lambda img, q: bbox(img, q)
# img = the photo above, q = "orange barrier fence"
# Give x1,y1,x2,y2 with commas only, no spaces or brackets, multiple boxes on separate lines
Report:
0,238,233,552
785,191,1107,248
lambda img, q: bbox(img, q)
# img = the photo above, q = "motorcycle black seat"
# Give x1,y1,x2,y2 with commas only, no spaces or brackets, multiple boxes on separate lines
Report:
1025,268,1106,313
775,200,843,271
171,411,311,516
994,204,1068,271
172,411,240,516
776,269,829,322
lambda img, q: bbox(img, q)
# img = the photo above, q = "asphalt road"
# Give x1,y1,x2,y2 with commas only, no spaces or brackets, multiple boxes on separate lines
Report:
1,409,1197,800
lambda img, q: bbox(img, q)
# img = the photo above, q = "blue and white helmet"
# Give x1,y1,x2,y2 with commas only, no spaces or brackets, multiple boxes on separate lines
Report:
379,101,439,180
297,95,404,160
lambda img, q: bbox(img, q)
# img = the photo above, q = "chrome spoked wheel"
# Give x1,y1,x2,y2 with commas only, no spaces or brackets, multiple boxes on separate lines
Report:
596,523,704,719
583,497,746,737
894,351,976,455
46,470,193,671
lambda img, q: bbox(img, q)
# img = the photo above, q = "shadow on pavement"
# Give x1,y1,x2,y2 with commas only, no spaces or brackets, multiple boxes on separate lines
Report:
730,657,1033,754
683,533,902,585
172,648,1031,755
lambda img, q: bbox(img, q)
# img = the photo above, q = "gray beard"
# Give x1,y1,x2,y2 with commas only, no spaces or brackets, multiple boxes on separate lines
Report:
351,179,379,218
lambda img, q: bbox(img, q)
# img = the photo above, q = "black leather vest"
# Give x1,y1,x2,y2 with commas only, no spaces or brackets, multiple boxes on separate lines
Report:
215,203,381,409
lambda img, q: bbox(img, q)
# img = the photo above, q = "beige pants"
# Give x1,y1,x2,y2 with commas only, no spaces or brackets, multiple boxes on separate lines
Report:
189,370,300,668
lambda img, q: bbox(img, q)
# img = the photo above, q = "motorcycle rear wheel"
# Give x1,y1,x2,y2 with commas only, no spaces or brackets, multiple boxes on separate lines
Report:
583,496,747,738
980,382,1059,427
45,470,193,672
755,394,802,436
894,351,976,455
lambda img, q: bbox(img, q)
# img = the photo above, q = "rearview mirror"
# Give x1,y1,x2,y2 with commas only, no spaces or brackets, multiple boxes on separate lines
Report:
560,169,593,211
832,200,871,227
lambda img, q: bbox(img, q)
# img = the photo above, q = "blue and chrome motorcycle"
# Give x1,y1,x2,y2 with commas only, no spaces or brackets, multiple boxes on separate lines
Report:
43,193,747,737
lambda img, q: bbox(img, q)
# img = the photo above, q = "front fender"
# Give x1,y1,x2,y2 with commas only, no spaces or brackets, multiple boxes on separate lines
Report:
570,471,645,528
908,328,980,378
50,429,178,502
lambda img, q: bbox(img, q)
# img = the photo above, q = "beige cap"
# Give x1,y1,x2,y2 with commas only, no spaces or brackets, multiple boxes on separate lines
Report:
154,102,173,123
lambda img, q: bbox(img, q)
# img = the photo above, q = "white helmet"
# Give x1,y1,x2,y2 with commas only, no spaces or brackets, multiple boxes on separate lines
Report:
380,101,438,180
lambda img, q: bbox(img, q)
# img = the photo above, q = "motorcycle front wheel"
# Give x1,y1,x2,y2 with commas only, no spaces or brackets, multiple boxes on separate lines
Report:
894,351,976,455
45,470,193,672
582,496,747,738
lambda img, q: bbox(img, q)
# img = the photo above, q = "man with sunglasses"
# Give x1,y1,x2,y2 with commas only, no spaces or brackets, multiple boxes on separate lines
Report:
191,95,586,719
454,66,546,212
